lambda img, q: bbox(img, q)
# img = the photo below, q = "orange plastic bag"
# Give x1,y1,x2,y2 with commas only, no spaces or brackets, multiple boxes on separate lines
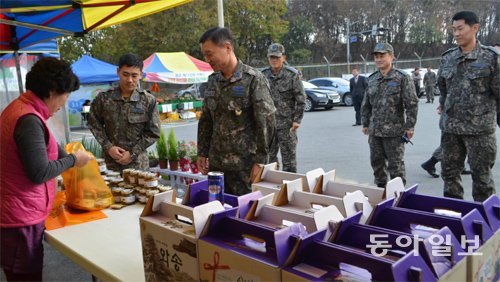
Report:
61,142,113,211
45,191,107,230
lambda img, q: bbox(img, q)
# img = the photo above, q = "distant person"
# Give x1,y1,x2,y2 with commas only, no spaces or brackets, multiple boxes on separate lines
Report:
81,99,91,127
197,27,276,195
421,145,471,178
0,58,92,281
262,43,306,173
349,66,368,126
88,53,161,172
361,43,419,187
423,66,437,103
437,11,498,201
411,67,422,97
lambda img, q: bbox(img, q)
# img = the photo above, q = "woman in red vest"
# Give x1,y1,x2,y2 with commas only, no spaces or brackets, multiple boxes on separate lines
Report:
0,57,93,281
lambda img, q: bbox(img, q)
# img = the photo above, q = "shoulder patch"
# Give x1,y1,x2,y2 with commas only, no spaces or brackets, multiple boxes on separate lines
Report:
482,45,499,55
246,67,258,76
284,65,299,74
441,47,458,57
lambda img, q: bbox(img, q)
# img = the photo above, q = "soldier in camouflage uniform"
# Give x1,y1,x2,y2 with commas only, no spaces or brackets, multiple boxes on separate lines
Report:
197,27,276,196
88,54,161,172
361,43,419,187
438,11,498,202
262,43,306,173
423,66,437,103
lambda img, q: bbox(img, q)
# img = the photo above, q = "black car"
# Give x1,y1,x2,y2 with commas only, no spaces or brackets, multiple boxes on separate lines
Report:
303,81,341,112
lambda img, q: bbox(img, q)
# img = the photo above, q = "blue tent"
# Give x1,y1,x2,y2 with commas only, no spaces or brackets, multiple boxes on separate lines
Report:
71,55,118,84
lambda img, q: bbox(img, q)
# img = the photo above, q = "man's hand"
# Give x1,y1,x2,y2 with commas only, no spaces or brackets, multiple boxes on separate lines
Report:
405,130,414,139
291,122,300,132
116,151,132,165
197,157,209,175
108,146,125,160
250,163,261,183
437,105,443,115
362,127,369,135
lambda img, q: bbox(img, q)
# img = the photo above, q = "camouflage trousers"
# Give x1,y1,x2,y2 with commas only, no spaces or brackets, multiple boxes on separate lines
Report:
425,86,435,102
209,166,252,196
269,128,298,172
104,151,149,173
368,135,406,187
441,133,496,202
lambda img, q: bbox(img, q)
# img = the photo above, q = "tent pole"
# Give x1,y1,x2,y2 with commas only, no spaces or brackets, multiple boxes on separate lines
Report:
14,50,24,94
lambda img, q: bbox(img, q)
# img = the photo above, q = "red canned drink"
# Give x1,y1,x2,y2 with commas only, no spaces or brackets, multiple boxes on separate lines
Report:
208,171,224,203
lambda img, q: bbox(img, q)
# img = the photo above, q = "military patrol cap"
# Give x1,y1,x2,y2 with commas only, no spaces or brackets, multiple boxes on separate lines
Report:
268,43,285,57
372,42,394,54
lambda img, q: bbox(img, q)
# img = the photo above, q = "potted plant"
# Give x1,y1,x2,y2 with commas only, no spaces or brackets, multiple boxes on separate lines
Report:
167,128,179,170
188,141,199,173
156,129,168,169
178,141,190,172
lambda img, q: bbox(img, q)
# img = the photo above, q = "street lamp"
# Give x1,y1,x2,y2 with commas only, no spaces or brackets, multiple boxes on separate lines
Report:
346,18,360,74
217,0,224,27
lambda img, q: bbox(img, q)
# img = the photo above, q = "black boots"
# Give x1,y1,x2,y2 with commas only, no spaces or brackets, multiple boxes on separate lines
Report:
421,157,439,178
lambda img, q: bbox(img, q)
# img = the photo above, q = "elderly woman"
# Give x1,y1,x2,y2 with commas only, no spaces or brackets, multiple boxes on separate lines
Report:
0,57,92,281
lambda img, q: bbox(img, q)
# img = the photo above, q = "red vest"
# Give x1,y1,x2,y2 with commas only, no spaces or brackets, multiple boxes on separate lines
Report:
0,91,59,227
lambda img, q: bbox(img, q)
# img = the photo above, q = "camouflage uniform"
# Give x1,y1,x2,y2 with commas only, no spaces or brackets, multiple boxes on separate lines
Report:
88,87,161,172
262,65,306,172
198,60,276,196
438,42,498,201
423,70,437,103
361,68,419,187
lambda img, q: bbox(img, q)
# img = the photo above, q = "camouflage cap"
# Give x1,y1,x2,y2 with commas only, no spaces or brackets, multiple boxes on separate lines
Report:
372,42,394,54
268,43,285,57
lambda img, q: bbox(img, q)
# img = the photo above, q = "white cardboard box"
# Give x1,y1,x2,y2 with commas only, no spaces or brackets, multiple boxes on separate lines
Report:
139,190,225,281
467,230,499,282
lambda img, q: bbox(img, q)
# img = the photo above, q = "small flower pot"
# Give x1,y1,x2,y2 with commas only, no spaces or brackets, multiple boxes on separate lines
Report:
158,159,168,169
180,158,191,172
189,162,199,174
169,160,179,171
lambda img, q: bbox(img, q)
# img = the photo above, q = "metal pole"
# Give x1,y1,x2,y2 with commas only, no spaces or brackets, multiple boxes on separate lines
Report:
360,54,368,74
323,56,330,77
14,51,23,94
346,18,351,74
217,0,224,27
414,52,422,68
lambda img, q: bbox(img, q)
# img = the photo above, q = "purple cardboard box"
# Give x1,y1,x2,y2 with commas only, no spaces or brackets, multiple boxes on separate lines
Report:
396,186,499,231
198,209,301,281
369,198,494,251
331,212,466,279
282,228,437,281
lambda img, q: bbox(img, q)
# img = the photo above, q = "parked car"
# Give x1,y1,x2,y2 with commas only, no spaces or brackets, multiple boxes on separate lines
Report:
302,81,341,112
308,77,353,106
176,82,207,98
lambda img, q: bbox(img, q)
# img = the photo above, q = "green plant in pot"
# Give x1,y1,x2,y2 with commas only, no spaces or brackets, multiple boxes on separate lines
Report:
156,129,168,169
167,128,179,170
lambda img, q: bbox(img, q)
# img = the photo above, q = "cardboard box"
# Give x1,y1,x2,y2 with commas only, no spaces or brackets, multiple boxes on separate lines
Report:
369,198,495,250
198,209,302,282
241,192,344,233
397,189,499,231
439,257,467,282
267,178,375,224
282,229,437,281
252,163,309,195
310,169,407,207
467,230,499,282
139,190,229,281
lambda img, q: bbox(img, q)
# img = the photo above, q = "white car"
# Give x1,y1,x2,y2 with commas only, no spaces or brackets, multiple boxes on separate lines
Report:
308,77,353,106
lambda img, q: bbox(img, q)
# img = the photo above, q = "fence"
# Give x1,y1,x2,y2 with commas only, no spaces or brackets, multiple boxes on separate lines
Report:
290,57,441,80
